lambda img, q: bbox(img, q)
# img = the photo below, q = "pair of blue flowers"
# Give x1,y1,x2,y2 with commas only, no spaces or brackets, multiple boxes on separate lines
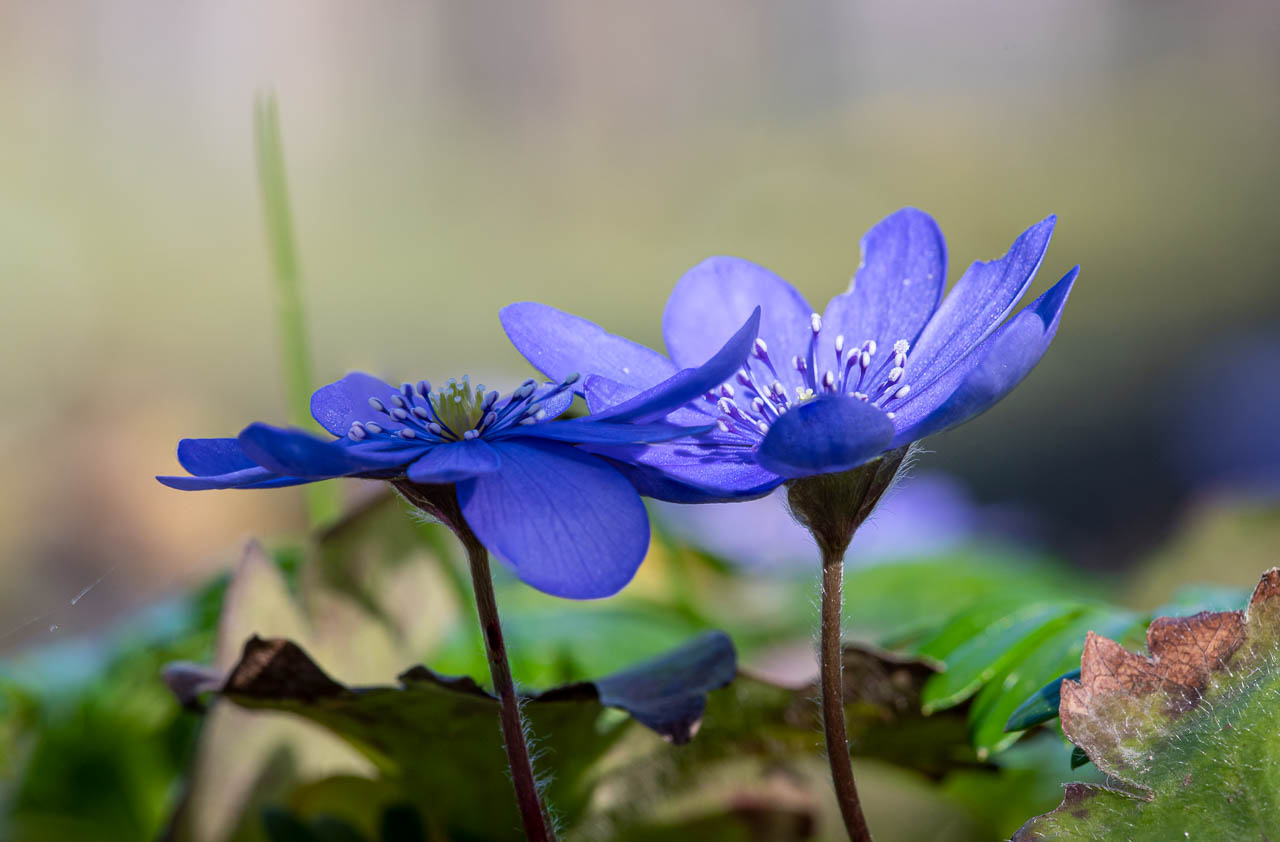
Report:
159,208,1076,599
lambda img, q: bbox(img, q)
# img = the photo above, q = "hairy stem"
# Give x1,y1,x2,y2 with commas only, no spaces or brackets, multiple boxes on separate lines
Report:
820,550,872,842
458,529,555,842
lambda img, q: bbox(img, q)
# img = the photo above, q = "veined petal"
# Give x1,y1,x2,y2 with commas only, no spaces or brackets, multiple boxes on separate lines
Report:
904,215,1056,393
757,395,896,479
310,372,408,436
501,302,676,392
583,375,714,427
176,438,255,476
156,466,312,491
663,257,814,395
592,308,760,424
406,440,502,484
238,423,409,479
586,439,782,502
458,440,649,599
818,208,946,380
889,266,1078,446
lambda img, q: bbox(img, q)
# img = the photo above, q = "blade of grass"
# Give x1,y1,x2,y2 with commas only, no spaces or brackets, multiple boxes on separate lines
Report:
254,93,340,527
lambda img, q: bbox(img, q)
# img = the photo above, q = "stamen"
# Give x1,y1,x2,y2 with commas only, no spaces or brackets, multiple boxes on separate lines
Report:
399,429,417,439
810,313,822,334
368,397,386,413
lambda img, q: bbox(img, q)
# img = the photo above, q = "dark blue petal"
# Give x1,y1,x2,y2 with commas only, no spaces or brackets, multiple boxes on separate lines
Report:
176,438,255,476
406,440,503,484
457,440,649,599
310,372,408,436
529,383,575,420
663,257,813,395
500,417,711,445
156,466,312,490
903,216,1056,393
238,423,409,479
592,308,760,424
890,266,1078,446
757,395,896,479
586,439,782,502
818,208,946,379
501,302,677,392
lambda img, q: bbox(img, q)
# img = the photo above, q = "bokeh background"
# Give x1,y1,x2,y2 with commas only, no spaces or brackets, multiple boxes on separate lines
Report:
2,3,1280,838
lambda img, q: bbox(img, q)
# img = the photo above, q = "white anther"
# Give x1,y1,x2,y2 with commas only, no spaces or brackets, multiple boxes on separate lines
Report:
893,384,911,400
720,383,735,398
752,397,765,413
835,334,845,354
772,381,786,398
368,397,386,412
564,372,581,385
793,356,807,372
390,394,406,408
366,422,384,434
518,417,536,426
391,408,409,420
753,338,768,357
413,406,430,419
865,340,878,356
893,339,910,355
886,412,896,420
718,397,734,414
756,420,770,434
736,370,752,387
823,371,835,389
810,313,822,334
534,409,547,421
888,367,904,384
716,419,729,432
860,351,871,369
853,392,868,401
427,423,443,435
464,429,479,439
400,429,417,439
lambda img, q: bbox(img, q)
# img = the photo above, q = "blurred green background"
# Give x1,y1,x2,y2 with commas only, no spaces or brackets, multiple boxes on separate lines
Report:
2,3,1280,840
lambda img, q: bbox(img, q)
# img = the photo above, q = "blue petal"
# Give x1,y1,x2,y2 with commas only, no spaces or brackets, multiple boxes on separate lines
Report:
457,440,649,599
663,257,814,396
818,208,946,380
406,440,503,484
529,383,575,420
757,395,896,479
501,302,677,393
583,375,714,427
586,439,782,502
176,438,255,476
889,266,1078,446
501,417,711,445
592,308,760,424
310,372,408,436
238,423,410,479
903,216,1056,392
156,466,312,490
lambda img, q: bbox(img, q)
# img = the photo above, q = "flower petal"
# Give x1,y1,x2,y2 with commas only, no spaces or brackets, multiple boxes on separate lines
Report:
818,208,946,380
457,440,649,599
501,302,677,392
406,440,503,484
583,375,714,428
176,438,255,476
586,439,782,502
592,308,760,424
889,266,1078,446
237,423,409,479
663,257,814,395
156,466,312,490
310,372,408,436
757,395,896,479
502,418,712,445
903,216,1056,393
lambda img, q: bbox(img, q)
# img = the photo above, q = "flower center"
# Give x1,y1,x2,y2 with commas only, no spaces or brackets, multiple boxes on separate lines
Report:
706,312,915,439
346,373,579,445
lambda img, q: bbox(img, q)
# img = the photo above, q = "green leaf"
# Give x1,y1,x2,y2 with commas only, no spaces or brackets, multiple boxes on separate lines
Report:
1003,669,1080,734
1013,567,1280,839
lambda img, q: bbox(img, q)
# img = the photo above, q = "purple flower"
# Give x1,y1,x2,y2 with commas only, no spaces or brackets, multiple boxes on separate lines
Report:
502,208,1077,495
158,311,761,599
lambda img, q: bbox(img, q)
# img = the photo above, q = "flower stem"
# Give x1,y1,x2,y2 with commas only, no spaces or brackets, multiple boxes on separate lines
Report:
820,548,872,842
458,528,556,842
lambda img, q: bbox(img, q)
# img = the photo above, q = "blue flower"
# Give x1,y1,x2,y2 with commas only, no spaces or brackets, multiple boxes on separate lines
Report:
158,310,761,599
502,208,1077,494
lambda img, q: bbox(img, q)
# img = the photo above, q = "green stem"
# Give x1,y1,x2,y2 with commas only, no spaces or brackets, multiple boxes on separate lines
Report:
253,93,340,527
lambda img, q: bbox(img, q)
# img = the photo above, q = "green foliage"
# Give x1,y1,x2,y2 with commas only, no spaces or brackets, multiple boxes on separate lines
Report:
1014,569,1280,840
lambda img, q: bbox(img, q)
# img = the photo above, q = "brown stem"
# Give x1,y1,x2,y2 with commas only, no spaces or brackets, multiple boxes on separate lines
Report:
460,529,556,842
392,482,554,842
820,550,872,842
